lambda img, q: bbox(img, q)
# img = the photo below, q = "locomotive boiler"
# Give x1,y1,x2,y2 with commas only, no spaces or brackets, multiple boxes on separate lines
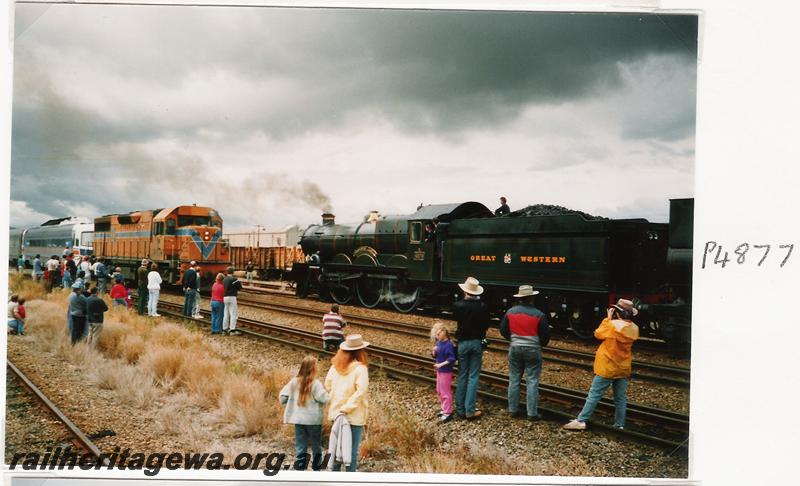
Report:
290,200,693,345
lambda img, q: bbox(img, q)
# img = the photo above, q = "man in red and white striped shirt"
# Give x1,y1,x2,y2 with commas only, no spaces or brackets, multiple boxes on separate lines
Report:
322,304,347,351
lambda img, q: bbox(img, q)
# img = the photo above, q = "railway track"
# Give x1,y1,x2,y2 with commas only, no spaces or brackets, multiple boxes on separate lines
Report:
158,300,689,451
6,360,107,465
240,284,674,353
232,294,690,387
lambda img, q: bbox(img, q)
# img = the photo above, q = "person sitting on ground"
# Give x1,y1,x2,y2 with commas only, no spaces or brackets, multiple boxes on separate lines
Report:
563,298,640,431
8,295,20,335
280,355,331,471
322,304,347,351
86,287,109,348
13,298,26,335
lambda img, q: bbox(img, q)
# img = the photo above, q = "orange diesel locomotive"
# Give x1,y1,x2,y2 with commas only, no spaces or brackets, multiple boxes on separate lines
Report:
93,205,231,285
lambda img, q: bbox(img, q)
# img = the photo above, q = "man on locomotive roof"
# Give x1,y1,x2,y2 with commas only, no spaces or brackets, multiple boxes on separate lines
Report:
500,285,550,422
564,298,640,431
494,196,510,216
453,276,491,420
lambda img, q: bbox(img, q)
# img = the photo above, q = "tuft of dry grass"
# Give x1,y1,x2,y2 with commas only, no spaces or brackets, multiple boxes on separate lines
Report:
182,353,227,407
119,334,146,364
149,322,201,349
217,375,276,436
90,360,159,408
8,273,49,302
139,345,187,388
359,408,437,461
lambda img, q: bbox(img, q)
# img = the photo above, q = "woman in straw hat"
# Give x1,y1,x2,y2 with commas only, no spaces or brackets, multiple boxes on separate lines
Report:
563,299,640,431
324,334,370,472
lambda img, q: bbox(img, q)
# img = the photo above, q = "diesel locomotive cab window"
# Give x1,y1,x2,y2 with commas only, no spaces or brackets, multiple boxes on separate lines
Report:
166,219,176,235
409,222,422,243
178,216,212,227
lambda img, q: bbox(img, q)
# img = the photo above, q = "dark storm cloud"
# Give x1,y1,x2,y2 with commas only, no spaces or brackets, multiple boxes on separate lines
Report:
14,7,698,141
9,6,696,226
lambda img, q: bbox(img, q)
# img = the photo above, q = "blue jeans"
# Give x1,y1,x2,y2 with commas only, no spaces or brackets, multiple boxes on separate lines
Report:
113,298,127,309
508,345,542,417
97,278,108,294
455,339,483,416
8,319,23,334
210,300,224,333
331,424,363,472
293,424,323,470
62,274,73,289
577,375,630,427
183,289,196,316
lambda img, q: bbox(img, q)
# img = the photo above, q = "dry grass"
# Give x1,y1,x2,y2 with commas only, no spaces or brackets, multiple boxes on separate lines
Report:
8,273,49,302
360,408,437,460
90,360,159,408
139,345,187,388
217,374,277,437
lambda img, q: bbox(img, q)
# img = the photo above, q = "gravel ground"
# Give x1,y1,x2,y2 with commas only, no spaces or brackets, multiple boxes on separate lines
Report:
7,292,687,478
175,292,690,414
4,370,75,461
179,317,689,477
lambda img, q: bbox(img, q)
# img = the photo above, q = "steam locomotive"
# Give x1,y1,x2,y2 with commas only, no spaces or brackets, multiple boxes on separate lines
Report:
290,199,693,347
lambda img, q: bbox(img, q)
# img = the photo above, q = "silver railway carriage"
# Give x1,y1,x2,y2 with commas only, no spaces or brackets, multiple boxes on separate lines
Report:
8,217,94,266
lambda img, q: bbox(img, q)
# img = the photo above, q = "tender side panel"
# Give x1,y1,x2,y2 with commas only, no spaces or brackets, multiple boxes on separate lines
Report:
441,235,609,292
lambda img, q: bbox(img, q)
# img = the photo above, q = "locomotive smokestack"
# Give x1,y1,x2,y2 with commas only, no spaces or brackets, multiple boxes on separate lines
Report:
322,213,335,226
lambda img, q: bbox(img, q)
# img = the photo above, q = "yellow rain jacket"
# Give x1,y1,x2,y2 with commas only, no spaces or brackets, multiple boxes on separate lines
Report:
325,361,369,426
593,318,640,379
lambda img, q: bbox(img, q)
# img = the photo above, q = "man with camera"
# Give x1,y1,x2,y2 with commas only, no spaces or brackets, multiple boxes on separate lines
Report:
563,298,640,431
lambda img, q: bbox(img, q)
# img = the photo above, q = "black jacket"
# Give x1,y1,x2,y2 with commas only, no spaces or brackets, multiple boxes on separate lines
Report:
452,298,490,341
87,296,109,323
183,268,198,290
223,275,242,297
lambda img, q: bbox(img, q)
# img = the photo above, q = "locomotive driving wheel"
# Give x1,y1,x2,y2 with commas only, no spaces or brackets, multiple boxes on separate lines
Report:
388,280,420,313
568,303,595,339
356,277,384,308
329,283,353,305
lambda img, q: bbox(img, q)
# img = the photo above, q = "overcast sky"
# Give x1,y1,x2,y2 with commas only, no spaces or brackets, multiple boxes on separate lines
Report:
9,5,697,230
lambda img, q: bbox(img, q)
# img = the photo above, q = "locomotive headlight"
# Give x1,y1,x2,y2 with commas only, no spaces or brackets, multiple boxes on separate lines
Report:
204,231,209,236
204,235,210,241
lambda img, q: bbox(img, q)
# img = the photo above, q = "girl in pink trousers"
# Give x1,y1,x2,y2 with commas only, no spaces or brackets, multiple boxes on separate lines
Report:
431,321,456,423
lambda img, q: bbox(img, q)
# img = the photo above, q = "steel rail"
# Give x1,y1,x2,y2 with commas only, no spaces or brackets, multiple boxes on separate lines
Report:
233,295,690,387
158,300,688,448
7,360,108,465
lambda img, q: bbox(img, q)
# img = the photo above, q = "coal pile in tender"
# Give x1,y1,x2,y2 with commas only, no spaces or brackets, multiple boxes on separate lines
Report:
506,204,608,220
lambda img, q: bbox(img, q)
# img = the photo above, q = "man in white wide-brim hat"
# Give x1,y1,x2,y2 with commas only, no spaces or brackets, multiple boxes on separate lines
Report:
563,298,640,431
452,277,490,420
499,285,550,421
